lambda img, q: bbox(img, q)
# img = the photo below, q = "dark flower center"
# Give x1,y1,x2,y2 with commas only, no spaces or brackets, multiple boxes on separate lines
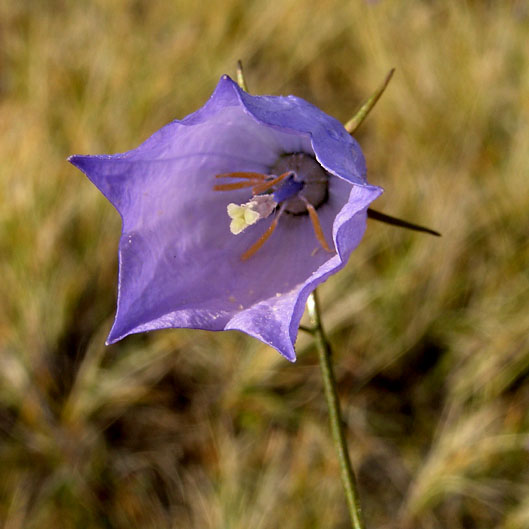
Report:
270,153,329,215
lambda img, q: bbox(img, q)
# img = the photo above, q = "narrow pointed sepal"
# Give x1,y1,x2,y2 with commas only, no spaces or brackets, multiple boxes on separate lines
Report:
367,208,441,237
236,60,249,92
344,68,395,135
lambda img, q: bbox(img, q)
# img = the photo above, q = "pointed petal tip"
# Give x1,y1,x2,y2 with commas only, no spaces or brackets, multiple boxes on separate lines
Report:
220,74,236,85
284,353,297,363
68,154,89,171
278,342,297,363
105,325,124,346
105,335,123,346
274,349,297,362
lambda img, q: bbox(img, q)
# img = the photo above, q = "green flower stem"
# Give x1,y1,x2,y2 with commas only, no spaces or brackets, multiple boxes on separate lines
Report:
307,289,366,529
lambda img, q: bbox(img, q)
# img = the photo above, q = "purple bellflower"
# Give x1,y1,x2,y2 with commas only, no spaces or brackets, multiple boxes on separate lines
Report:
69,75,383,361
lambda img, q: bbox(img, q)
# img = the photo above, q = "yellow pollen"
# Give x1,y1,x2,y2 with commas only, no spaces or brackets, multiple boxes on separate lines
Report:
227,203,260,234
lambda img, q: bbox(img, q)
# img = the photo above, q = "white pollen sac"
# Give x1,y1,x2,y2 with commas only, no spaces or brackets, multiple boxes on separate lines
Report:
227,195,277,235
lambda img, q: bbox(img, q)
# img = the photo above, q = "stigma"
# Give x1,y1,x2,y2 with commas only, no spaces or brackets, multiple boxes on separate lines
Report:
227,195,277,235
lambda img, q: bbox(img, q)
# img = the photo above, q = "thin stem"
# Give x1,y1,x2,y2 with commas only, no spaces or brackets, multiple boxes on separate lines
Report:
307,290,366,529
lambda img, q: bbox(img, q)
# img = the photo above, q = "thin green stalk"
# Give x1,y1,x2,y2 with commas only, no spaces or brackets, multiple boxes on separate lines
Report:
307,290,366,529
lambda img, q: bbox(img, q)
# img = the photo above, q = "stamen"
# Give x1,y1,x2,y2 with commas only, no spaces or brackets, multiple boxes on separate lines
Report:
241,204,286,261
216,172,267,180
303,198,333,253
214,171,292,195
251,171,291,195
214,181,256,191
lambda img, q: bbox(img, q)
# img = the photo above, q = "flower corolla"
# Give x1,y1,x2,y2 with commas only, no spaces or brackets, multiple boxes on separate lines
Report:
69,75,382,361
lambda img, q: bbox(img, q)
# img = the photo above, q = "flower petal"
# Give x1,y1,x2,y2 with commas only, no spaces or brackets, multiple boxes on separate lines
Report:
69,76,382,360
232,78,367,185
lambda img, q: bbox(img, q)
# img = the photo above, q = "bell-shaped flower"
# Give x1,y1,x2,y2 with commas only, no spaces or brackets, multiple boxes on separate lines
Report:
69,75,383,361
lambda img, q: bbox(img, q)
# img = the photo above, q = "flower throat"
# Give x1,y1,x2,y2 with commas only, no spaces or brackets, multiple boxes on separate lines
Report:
214,152,332,260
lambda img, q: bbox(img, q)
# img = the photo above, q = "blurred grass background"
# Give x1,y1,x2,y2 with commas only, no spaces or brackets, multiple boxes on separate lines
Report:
1,0,528,527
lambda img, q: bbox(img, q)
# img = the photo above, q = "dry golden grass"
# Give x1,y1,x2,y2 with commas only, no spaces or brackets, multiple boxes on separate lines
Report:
1,1,528,528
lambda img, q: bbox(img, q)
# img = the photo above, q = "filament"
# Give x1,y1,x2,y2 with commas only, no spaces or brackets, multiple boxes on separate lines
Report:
251,172,291,195
303,198,332,253
241,204,286,260
216,172,267,180
213,181,256,191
